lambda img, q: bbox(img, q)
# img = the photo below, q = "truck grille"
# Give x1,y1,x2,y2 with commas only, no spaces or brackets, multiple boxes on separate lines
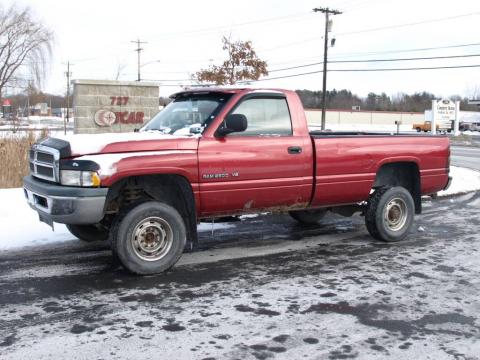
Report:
29,144,60,182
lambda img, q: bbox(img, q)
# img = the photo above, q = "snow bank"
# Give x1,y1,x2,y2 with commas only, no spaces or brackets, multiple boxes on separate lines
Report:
0,188,71,250
0,166,478,251
438,166,480,197
0,188,231,251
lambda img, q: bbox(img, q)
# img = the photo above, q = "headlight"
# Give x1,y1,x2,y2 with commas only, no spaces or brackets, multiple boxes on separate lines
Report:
60,170,101,187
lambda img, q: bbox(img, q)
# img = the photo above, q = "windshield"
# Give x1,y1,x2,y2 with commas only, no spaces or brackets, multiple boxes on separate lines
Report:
141,93,232,135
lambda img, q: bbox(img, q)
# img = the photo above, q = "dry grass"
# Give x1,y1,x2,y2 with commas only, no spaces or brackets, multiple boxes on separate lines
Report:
0,130,49,188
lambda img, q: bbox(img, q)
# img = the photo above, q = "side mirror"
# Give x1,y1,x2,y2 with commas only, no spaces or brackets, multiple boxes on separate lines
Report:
190,126,202,134
216,114,248,137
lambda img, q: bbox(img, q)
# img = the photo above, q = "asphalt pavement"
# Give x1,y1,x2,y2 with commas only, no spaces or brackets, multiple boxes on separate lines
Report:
451,145,480,170
1,192,480,359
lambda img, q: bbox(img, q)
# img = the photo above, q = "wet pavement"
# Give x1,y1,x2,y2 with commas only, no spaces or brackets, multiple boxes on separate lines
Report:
451,145,480,170
1,192,480,359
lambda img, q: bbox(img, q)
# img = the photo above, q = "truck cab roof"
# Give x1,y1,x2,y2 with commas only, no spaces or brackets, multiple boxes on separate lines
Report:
170,87,288,98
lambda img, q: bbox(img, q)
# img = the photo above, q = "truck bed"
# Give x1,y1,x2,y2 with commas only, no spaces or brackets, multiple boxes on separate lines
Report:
309,133,450,207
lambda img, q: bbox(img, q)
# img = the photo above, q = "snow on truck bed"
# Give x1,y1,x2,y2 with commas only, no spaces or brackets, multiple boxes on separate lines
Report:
0,166,479,251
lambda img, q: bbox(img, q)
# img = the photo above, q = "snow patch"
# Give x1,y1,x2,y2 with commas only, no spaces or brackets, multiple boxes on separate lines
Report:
77,150,195,177
437,166,480,197
1,166,479,252
197,222,235,232
0,188,232,251
0,188,72,251
54,132,195,155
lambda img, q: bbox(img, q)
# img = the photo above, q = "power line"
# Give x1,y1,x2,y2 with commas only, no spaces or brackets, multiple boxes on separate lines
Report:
243,64,480,82
338,11,480,36
336,53,480,63
265,41,480,68
270,53,480,72
330,42,480,59
148,11,313,42
259,11,480,54
66,12,480,68
332,64,480,72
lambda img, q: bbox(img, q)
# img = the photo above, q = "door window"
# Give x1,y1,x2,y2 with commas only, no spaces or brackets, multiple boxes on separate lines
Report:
229,97,292,136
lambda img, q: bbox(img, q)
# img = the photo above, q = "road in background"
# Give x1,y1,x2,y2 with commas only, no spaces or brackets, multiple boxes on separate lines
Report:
451,145,480,170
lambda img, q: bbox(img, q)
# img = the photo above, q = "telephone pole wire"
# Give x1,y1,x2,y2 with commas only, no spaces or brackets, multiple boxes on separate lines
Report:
131,38,148,81
313,7,342,130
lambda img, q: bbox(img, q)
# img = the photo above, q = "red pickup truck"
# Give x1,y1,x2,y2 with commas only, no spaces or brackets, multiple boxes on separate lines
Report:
24,88,451,274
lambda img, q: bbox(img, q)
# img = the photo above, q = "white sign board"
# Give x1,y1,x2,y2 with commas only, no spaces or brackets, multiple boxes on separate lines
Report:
435,99,456,121
432,99,455,131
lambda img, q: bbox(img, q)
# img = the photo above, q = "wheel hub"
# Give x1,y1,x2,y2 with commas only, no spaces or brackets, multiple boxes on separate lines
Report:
132,217,173,261
384,198,408,232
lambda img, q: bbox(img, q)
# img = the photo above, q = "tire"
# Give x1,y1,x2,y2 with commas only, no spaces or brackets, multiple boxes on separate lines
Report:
365,186,415,242
415,127,421,132
66,224,109,242
289,209,327,225
111,201,186,275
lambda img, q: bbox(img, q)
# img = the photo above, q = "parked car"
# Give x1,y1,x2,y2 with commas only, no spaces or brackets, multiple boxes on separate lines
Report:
24,88,451,275
412,121,440,132
459,122,480,132
470,123,480,131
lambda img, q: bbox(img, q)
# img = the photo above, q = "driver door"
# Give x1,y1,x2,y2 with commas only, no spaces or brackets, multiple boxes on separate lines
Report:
198,94,313,216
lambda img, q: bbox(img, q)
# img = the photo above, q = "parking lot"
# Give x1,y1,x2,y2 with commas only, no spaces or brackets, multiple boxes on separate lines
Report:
1,191,479,359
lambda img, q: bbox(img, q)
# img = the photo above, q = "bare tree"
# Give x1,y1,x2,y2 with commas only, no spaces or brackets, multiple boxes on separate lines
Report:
194,36,268,85
467,84,480,100
114,61,127,81
0,5,54,100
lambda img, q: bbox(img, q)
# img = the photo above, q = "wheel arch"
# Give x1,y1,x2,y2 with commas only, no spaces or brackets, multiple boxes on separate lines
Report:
105,174,198,246
373,161,421,214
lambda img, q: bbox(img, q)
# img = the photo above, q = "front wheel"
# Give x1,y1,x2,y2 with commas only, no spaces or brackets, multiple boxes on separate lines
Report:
66,224,109,242
111,201,186,275
365,187,414,242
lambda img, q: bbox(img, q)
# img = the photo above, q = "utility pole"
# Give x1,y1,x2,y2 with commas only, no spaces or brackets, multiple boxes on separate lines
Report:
64,61,72,135
313,7,342,130
131,38,147,81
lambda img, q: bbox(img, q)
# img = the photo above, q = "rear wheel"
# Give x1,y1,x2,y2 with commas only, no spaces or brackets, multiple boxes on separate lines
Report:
289,209,327,225
111,201,186,275
66,224,109,242
365,186,414,242
415,127,421,132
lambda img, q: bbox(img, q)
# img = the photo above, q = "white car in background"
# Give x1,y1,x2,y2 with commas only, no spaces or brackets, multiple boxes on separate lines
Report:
471,123,480,131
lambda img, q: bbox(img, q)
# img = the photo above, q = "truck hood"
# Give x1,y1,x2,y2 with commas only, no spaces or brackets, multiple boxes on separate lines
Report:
55,131,200,157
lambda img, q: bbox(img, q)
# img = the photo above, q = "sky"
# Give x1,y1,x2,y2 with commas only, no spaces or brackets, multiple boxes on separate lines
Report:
5,0,480,99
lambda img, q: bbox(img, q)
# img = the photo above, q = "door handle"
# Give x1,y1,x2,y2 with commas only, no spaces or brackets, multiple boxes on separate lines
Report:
288,146,302,154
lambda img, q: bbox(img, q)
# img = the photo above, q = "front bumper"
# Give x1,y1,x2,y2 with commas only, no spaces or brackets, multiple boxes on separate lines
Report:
23,175,108,225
